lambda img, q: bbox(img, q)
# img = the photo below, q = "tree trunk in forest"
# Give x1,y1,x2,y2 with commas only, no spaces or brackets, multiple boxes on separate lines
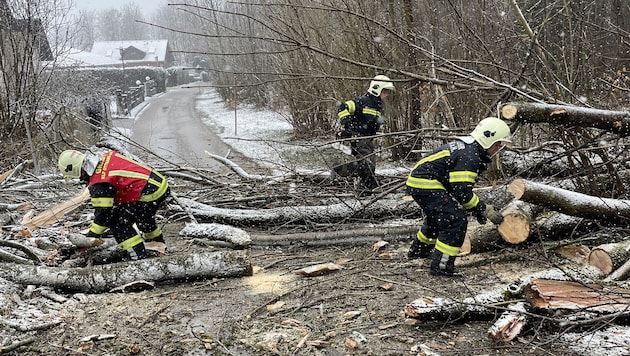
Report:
251,225,417,246
500,102,630,136
508,178,630,222
587,240,630,275
604,258,630,282
0,250,252,293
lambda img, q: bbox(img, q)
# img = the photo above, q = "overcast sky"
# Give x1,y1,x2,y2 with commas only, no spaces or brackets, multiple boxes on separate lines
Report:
75,0,166,12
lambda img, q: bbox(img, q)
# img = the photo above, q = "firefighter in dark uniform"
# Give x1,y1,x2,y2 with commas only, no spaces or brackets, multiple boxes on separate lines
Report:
406,117,511,276
333,75,395,196
58,149,170,260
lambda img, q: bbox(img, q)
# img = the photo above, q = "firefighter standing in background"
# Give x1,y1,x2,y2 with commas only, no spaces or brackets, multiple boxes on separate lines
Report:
58,149,170,261
333,75,395,196
406,117,512,276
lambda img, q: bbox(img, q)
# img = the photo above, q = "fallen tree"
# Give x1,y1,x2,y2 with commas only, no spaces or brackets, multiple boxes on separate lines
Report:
500,102,630,137
0,250,252,293
508,178,630,222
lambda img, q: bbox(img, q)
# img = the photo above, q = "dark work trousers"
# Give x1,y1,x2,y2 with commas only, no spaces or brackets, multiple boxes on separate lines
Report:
332,138,377,190
411,189,468,251
109,189,170,244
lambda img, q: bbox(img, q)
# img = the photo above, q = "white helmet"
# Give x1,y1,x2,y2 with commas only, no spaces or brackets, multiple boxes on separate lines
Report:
470,117,512,149
368,75,395,96
58,150,86,179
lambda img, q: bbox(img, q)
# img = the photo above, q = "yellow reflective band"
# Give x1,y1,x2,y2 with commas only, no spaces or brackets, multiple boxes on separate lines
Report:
406,177,445,190
416,230,436,245
411,150,450,170
338,110,350,119
449,170,477,184
92,196,114,208
362,107,379,116
119,234,143,251
90,223,107,235
345,100,355,114
140,174,168,202
108,170,150,180
463,194,479,210
144,227,162,240
435,240,460,256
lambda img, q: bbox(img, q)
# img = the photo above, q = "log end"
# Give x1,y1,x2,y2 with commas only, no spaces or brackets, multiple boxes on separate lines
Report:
497,215,530,244
507,179,525,200
500,104,518,120
588,249,613,275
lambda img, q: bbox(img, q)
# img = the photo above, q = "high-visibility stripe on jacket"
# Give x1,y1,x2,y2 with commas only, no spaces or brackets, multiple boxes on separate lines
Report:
406,137,490,209
87,151,169,234
337,94,383,136
89,151,167,204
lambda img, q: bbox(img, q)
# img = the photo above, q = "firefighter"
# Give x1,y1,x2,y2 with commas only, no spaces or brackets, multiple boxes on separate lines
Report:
58,149,170,261
333,75,395,196
406,117,511,276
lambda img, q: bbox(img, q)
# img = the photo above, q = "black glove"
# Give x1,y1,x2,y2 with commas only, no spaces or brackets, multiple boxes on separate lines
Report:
472,201,487,225
336,130,351,139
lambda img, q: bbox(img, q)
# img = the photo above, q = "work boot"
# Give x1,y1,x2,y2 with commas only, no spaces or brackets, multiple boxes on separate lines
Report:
407,238,433,260
429,250,460,277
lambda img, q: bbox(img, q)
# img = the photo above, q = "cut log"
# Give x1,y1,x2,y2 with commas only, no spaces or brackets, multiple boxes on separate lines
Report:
525,278,630,313
508,178,630,222
497,200,543,244
0,250,252,293
555,244,590,265
179,223,252,249
587,240,630,275
500,102,630,137
21,188,90,230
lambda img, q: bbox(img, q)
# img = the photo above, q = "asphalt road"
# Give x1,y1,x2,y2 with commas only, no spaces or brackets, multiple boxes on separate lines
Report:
116,84,254,175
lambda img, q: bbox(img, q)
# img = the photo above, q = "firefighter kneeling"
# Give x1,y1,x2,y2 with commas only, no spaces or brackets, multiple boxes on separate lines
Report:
405,117,511,277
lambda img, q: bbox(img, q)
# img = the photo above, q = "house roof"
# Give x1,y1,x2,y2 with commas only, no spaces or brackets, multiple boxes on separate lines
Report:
90,40,170,64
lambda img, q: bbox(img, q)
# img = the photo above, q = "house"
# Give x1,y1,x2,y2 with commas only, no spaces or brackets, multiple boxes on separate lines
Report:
0,0,53,72
86,40,174,68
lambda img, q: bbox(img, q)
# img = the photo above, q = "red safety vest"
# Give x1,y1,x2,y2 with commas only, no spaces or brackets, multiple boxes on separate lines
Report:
89,151,152,204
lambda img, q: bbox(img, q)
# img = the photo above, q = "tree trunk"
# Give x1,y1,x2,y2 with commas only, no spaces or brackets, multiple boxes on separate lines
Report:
508,178,630,222
0,250,252,293
250,225,417,246
500,102,630,136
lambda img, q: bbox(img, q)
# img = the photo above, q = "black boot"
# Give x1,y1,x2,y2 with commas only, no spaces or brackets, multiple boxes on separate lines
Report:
430,250,459,277
407,238,433,259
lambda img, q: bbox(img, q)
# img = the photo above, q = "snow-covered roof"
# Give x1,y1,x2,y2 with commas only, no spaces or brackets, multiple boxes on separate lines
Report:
54,40,171,68
91,40,170,63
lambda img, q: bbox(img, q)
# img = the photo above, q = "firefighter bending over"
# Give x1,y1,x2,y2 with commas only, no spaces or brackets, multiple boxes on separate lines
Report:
58,149,170,261
406,117,512,277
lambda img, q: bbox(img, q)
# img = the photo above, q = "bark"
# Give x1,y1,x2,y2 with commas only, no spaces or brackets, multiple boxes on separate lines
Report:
508,178,630,222
179,223,251,248
587,240,630,275
604,258,630,282
177,196,416,227
0,250,252,293
500,102,630,136
525,278,630,313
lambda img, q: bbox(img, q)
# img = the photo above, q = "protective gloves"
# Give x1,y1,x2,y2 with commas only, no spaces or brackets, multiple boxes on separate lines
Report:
472,201,487,225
